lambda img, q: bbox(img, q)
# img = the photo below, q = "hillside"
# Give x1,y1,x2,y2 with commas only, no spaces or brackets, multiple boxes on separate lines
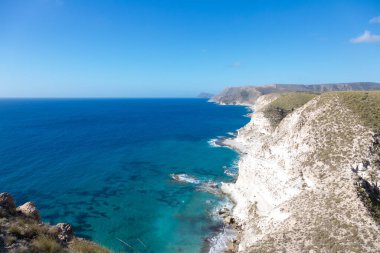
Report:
220,91,380,252
210,82,380,105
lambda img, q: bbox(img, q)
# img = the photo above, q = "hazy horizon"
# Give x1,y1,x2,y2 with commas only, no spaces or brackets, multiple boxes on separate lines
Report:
1,81,380,99
1,0,380,97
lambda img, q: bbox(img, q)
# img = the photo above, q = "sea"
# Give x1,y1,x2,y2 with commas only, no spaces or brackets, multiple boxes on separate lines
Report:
0,98,249,253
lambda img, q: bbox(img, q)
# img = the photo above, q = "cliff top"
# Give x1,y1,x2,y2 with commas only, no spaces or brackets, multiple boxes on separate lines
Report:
262,91,380,131
211,82,380,105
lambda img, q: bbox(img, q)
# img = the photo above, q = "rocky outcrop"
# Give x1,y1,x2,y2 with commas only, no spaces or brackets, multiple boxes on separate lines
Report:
56,223,73,243
16,202,40,221
0,193,109,253
0,193,16,211
210,86,262,105
221,92,380,252
210,82,380,105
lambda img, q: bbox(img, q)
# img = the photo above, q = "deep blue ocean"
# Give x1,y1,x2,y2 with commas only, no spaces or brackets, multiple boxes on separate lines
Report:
0,99,249,253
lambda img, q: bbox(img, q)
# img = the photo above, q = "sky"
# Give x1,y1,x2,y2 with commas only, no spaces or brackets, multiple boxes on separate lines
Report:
0,0,380,97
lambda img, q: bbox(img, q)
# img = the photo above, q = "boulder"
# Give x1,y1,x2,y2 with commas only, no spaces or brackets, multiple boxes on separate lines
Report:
218,207,229,215
227,240,238,252
0,192,16,210
56,223,73,242
224,216,235,224
16,202,40,220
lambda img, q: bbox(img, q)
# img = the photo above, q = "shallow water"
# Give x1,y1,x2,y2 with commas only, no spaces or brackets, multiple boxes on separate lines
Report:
0,98,249,252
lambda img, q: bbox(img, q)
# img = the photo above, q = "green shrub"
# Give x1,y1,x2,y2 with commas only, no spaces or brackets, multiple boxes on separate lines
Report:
264,92,319,127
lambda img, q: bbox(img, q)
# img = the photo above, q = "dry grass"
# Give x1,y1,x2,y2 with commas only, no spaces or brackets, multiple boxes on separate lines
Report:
8,219,49,239
69,238,109,253
1,194,109,253
331,91,380,131
3,235,17,247
30,235,64,253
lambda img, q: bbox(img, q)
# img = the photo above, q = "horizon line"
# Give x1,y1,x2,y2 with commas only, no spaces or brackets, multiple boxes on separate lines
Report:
0,97,206,99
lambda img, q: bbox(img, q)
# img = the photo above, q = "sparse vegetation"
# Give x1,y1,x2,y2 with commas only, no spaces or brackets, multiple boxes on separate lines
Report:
0,193,110,253
263,92,319,127
8,219,48,239
243,91,380,252
324,91,380,131
30,235,64,253
356,177,380,224
1,216,110,253
353,131,380,224
69,238,109,253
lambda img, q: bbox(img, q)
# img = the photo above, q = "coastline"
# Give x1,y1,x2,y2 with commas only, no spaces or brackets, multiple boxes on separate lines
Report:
0,99,251,253
203,103,253,253
212,92,380,252
204,102,256,252
214,101,265,252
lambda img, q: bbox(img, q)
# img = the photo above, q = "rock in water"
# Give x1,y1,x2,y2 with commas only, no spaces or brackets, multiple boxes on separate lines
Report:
16,201,40,220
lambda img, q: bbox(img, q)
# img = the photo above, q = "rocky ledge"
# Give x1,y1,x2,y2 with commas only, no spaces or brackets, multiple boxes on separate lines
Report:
0,192,109,253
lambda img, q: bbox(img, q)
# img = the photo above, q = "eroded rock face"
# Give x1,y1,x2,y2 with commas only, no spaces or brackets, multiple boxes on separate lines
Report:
16,201,40,220
56,223,73,243
0,192,16,210
220,93,380,252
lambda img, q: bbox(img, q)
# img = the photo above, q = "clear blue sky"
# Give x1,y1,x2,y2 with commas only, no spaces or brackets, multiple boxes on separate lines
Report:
1,0,380,97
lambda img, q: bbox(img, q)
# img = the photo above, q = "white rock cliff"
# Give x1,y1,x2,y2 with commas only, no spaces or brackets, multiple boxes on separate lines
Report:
221,94,380,252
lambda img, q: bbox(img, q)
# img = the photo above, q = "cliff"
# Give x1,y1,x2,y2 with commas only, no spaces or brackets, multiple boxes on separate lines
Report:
221,91,380,252
210,82,380,105
0,193,109,253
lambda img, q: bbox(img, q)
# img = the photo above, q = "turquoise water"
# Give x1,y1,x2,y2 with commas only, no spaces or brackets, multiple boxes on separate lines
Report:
0,99,249,252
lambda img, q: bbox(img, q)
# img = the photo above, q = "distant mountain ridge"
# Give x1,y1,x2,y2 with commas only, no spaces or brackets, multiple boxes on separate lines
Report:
197,92,214,99
210,82,380,105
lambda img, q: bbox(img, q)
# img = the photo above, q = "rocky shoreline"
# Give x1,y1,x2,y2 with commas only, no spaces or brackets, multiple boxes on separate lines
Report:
215,109,255,253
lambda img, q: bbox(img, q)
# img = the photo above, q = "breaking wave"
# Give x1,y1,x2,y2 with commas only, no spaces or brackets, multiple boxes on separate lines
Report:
169,173,201,184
